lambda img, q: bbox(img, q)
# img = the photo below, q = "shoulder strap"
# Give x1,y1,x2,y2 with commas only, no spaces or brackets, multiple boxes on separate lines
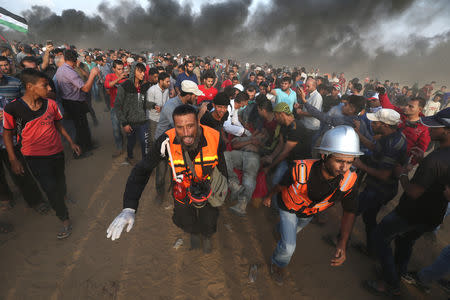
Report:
183,150,199,180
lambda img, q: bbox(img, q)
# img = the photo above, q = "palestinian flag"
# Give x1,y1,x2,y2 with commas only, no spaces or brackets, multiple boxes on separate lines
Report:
0,7,28,33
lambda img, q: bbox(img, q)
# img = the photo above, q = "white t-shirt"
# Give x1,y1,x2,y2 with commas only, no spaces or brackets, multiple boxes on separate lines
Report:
301,89,322,130
423,100,441,117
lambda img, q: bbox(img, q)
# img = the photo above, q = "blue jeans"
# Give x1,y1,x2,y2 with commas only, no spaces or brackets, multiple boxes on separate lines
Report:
126,122,149,160
271,208,313,267
374,210,432,288
110,108,123,150
418,245,450,285
357,184,397,253
271,160,288,208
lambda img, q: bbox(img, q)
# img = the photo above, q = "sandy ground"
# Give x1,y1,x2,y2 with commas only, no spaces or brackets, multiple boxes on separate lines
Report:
0,101,448,300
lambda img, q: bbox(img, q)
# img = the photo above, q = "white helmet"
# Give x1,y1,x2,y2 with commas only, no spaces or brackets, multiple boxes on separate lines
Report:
315,125,364,156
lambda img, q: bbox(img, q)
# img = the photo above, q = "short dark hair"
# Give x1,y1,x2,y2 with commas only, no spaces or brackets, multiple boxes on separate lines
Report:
172,104,198,121
63,49,78,63
156,66,165,72
235,91,250,103
281,76,291,83
0,55,9,63
353,82,363,92
246,86,256,92
148,67,158,75
347,95,365,114
202,70,216,80
410,96,426,108
257,98,273,112
135,63,146,72
20,68,47,87
158,72,170,81
112,59,123,69
20,56,37,68
94,55,103,62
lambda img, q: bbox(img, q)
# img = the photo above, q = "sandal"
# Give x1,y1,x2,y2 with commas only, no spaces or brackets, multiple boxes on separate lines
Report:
57,224,72,240
34,202,50,215
0,222,14,234
363,280,401,297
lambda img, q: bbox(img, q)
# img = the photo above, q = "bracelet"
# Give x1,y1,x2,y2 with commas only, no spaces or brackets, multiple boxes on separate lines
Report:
399,173,408,178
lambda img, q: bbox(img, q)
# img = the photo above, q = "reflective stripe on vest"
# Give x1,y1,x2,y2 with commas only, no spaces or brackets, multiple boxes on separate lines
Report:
281,159,357,215
165,125,220,188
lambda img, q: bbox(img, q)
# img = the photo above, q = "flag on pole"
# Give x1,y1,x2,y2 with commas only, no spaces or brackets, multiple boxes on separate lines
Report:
0,7,28,33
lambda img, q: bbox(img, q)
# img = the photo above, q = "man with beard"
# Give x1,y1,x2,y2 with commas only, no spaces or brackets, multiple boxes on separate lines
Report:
200,92,229,132
175,61,198,95
153,80,204,204
270,77,297,112
197,70,218,106
107,104,227,254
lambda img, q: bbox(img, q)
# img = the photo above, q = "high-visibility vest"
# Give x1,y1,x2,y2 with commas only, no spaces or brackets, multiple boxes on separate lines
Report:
281,159,357,216
165,124,220,190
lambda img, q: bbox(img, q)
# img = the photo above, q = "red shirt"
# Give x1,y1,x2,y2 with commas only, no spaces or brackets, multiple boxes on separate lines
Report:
105,73,126,107
197,85,218,104
221,79,232,89
3,98,64,156
379,93,431,164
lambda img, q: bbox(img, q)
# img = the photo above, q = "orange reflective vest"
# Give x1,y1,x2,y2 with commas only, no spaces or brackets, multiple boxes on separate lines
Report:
166,125,220,190
281,159,357,216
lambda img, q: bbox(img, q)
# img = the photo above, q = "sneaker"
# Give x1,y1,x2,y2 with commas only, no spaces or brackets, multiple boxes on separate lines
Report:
401,272,431,294
270,263,284,286
57,224,72,240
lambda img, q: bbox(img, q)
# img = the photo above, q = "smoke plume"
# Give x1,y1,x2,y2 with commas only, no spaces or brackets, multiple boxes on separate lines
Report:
2,0,450,84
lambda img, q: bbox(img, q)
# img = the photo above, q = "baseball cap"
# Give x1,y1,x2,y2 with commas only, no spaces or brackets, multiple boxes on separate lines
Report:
420,107,450,128
273,102,292,115
234,84,244,92
181,80,204,96
366,108,401,125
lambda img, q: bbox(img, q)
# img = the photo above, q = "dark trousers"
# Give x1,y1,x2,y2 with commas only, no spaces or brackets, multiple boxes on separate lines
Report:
155,161,168,195
0,148,44,207
172,198,219,237
25,152,69,221
357,184,397,252
126,122,149,160
62,99,92,152
374,210,432,288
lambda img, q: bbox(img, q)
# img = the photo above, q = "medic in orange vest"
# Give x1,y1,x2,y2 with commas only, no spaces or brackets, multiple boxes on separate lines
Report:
107,104,228,254
263,125,364,285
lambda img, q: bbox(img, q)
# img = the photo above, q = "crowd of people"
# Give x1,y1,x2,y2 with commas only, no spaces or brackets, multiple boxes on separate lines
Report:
0,40,449,297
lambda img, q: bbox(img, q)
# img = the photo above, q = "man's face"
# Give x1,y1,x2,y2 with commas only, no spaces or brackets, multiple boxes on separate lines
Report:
0,60,10,75
111,54,117,60
135,69,145,81
150,73,158,84
186,63,194,74
174,113,198,147
213,104,228,119
232,66,238,73
256,75,264,84
22,61,37,70
249,75,255,82
246,89,256,100
367,98,381,108
401,87,407,94
161,77,171,89
232,78,240,85
205,78,214,88
204,63,210,70
29,78,51,98
403,100,421,117
85,56,91,63
441,86,447,92
257,107,267,119
331,88,339,97
114,64,124,76
281,80,290,91
228,71,235,80
323,154,356,177
305,79,315,93
259,85,267,95
236,99,249,109
370,121,385,134
341,102,355,116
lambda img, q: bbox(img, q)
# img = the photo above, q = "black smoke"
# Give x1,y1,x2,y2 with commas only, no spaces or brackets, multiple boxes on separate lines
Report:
2,0,449,84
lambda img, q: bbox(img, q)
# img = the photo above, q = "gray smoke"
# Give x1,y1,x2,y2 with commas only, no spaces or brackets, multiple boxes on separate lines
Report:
2,0,449,84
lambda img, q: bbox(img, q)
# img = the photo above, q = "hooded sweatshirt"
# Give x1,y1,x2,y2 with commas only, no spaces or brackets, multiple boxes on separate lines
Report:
115,63,151,126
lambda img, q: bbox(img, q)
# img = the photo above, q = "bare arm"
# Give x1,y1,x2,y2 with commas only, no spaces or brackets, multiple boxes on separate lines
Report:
81,68,99,93
332,211,356,266
3,130,24,175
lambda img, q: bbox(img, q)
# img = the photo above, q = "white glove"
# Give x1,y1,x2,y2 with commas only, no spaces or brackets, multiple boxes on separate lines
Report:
106,208,136,241
243,129,252,137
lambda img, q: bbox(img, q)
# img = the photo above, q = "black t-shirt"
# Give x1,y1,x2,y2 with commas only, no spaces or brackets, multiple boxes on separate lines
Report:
322,95,341,113
200,111,228,131
396,146,450,228
281,119,312,161
277,160,359,217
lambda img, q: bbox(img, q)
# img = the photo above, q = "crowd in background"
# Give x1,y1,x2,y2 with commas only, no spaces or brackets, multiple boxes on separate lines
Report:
0,40,449,297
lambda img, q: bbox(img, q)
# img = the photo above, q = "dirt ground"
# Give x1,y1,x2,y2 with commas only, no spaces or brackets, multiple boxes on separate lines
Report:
0,102,448,300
